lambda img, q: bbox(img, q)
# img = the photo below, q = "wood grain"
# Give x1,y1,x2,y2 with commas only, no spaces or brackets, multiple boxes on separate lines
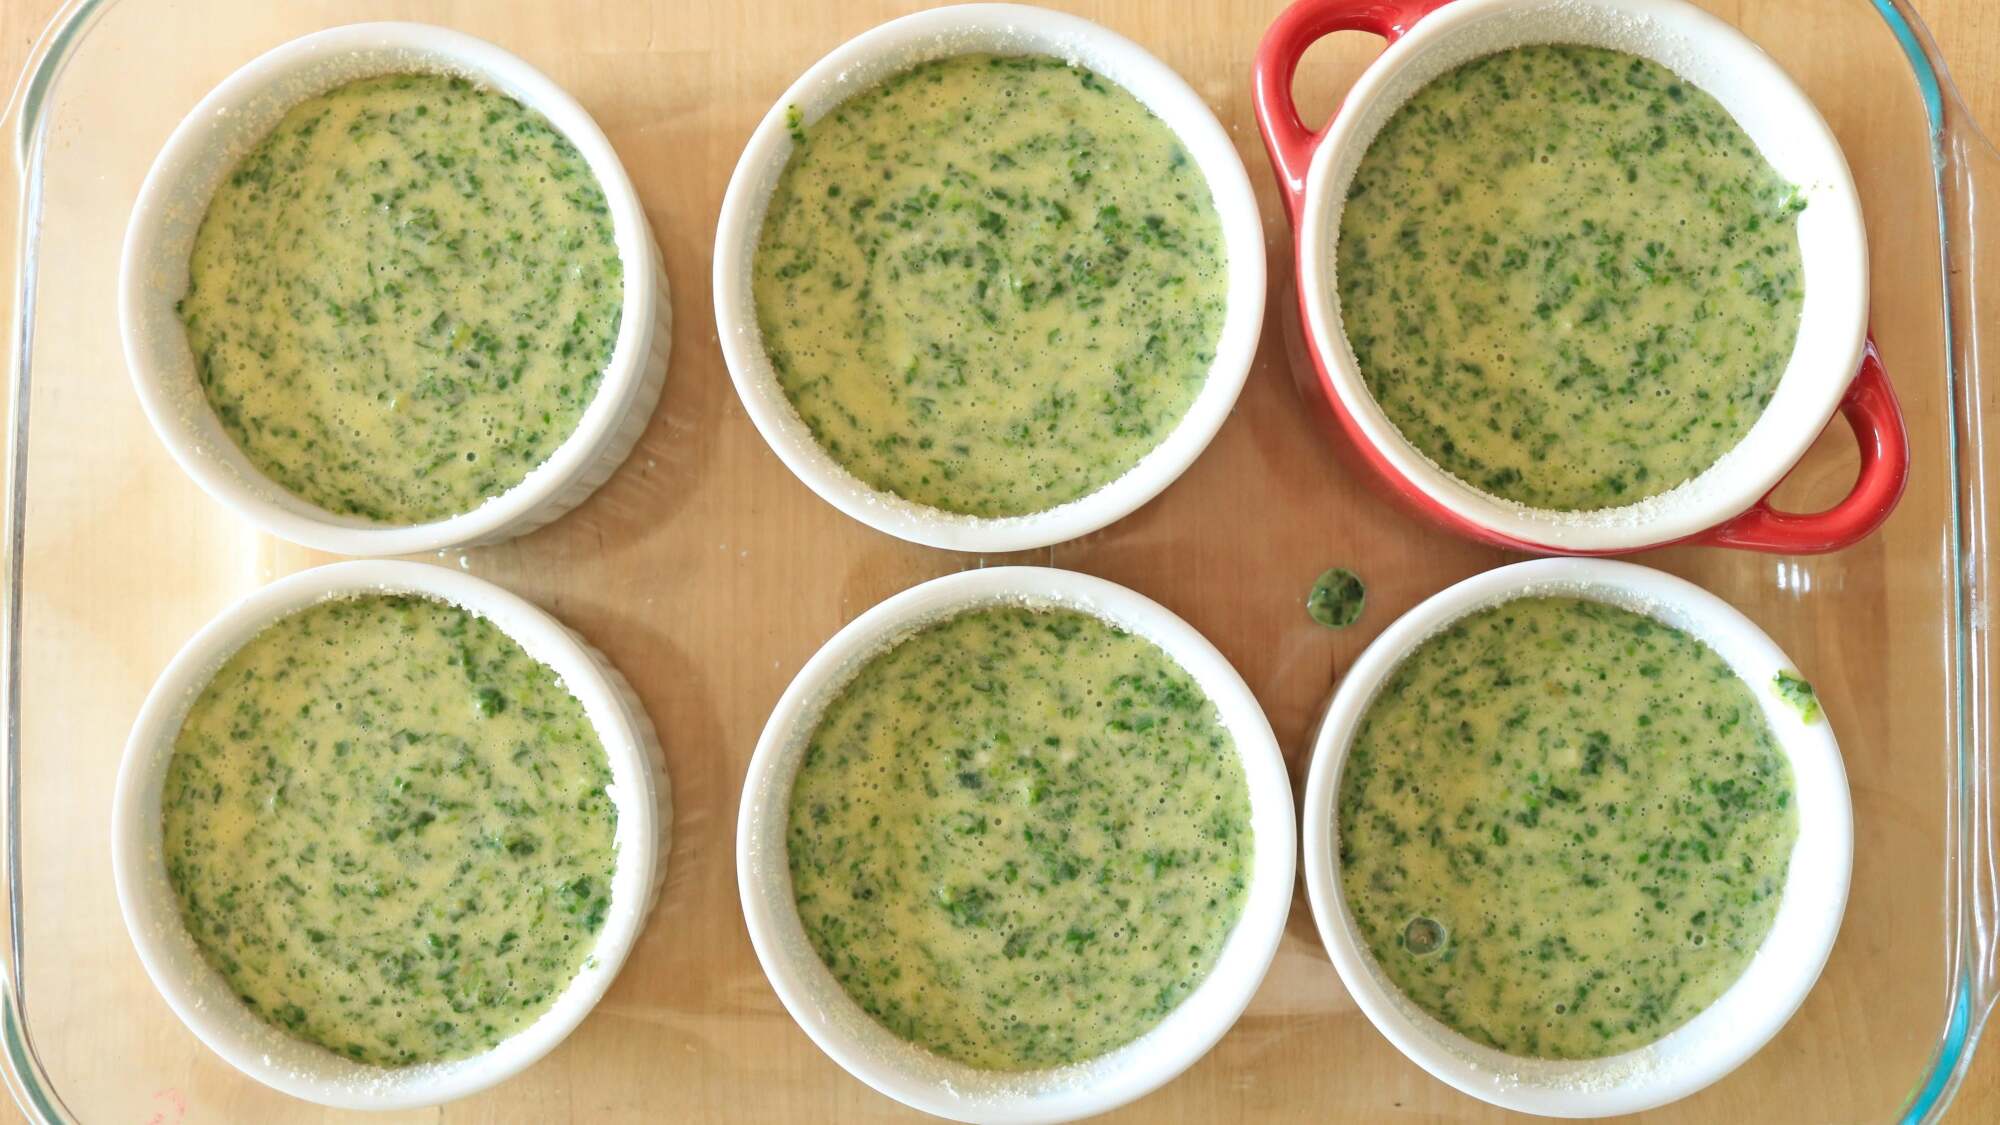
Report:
0,0,1995,1121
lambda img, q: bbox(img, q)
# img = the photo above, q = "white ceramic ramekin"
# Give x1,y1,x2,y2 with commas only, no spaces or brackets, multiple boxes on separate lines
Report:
1300,558,1851,1116
1258,0,1901,554
111,561,672,1110
737,566,1294,1123
120,23,672,556
713,4,1266,553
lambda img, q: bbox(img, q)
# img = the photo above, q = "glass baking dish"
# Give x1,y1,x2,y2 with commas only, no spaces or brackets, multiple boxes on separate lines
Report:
1,0,1994,1120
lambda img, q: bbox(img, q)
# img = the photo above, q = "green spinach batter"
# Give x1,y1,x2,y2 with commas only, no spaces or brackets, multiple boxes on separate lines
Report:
1337,596,1796,1058
787,606,1251,1070
179,73,624,524
754,54,1227,517
1337,45,1805,510
162,595,618,1066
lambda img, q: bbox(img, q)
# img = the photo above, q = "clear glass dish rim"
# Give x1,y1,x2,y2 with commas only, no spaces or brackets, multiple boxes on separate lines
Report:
0,0,1993,1121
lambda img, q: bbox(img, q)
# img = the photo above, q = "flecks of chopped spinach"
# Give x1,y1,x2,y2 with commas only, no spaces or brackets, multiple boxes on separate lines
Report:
786,605,1250,1070
1337,595,1797,1060
751,53,1226,518
1335,45,1805,511
159,595,618,1067
178,74,622,525
1772,670,1822,723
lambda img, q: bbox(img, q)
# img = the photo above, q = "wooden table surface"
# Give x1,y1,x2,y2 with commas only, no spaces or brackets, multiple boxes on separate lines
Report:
3,0,1996,1121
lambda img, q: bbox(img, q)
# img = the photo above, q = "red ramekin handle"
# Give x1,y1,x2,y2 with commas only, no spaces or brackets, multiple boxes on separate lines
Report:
1253,0,1442,225
1696,338,1910,554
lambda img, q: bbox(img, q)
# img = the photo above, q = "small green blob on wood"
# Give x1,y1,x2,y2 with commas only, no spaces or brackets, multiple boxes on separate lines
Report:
1307,568,1366,629
1772,670,1821,723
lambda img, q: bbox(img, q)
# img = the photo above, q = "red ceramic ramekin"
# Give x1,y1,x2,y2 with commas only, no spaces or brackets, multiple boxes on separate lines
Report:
1254,0,1909,554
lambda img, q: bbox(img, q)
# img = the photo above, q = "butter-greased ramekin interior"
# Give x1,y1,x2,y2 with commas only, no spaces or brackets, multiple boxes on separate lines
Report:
120,23,671,556
1301,558,1851,1117
737,567,1294,1124
714,4,1266,553
111,561,671,1110
1297,0,1869,552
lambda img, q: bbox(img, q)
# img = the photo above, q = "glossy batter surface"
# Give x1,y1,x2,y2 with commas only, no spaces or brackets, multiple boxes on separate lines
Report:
162,595,619,1066
754,54,1227,517
1337,46,1805,510
1337,596,1796,1058
788,606,1250,1069
180,74,624,523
